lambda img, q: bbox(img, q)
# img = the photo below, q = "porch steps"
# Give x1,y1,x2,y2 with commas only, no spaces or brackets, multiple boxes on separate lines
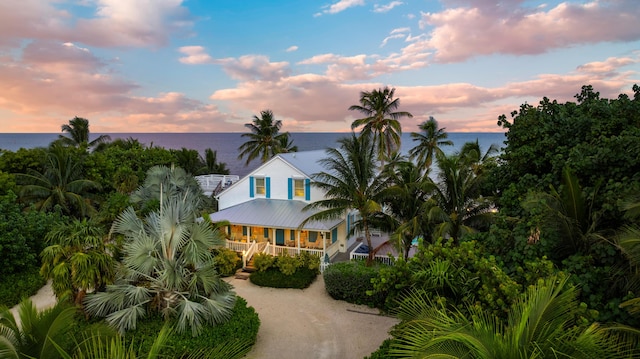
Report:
235,259,257,279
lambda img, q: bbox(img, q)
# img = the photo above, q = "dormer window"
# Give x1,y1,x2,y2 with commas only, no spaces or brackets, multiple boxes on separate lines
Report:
255,177,266,195
294,179,305,197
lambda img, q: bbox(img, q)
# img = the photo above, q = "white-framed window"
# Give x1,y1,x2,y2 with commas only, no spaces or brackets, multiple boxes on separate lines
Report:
255,177,266,195
294,178,305,197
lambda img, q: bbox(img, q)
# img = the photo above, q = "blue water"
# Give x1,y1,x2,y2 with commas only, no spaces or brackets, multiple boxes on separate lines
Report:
0,132,505,177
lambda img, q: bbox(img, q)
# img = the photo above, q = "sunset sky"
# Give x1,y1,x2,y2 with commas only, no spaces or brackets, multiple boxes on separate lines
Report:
0,0,639,133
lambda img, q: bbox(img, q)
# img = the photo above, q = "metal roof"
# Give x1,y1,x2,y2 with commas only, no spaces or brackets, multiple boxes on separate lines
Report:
208,198,342,231
277,150,328,177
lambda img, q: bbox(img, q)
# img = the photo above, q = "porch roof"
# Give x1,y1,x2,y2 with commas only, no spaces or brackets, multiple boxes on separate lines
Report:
208,198,342,231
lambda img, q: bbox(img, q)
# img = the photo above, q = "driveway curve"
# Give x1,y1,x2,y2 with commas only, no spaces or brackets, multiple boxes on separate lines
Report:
228,275,399,359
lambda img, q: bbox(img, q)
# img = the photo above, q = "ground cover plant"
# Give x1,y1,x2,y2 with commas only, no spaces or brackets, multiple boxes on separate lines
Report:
323,260,385,307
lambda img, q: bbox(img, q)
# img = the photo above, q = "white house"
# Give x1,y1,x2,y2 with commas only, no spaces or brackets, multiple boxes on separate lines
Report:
208,150,353,265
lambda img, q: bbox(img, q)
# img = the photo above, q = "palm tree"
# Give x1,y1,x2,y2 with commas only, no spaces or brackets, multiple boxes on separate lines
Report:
349,87,413,163
57,117,111,151
522,166,606,259
427,147,495,243
302,133,388,265
0,298,77,359
17,145,101,217
83,195,236,336
379,159,434,260
408,116,453,171
276,133,298,153
199,148,229,175
130,165,207,213
390,275,636,358
40,218,116,305
237,110,294,166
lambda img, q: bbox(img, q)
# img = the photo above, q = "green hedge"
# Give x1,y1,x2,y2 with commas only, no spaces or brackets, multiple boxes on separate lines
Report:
0,266,46,307
126,296,260,357
323,261,384,307
250,266,318,289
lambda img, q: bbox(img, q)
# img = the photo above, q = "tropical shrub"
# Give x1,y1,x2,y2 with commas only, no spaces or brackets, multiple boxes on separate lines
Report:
370,239,521,316
0,267,46,307
249,266,318,289
324,261,385,307
276,252,302,275
214,247,241,277
123,297,259,357
253,252,276,272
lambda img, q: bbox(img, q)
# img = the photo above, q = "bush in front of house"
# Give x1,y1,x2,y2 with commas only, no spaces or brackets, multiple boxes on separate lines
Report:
214,247,241,277
124,296,259,357
249,252,320,288
323,260,385,307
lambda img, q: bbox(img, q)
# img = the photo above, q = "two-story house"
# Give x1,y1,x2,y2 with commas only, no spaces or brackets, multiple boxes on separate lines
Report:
208,150,352,265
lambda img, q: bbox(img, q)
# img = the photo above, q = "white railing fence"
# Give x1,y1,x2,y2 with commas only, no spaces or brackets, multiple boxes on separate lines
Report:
349,242,396,266
242,240,258,269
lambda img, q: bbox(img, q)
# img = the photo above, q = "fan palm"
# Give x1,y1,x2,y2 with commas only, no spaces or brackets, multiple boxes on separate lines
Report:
302,133,388,265
57,117,111,151
40,218,116,305
84,196,236,336
349,87,413,163
390,275,637,358
237,110,294,165
409,116,453,171
17,145,101,217
0,298,76,359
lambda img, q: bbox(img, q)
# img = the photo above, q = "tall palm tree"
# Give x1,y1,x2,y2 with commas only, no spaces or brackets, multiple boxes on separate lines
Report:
409,116,453,171
349,87,413,163
276,133,298,153
302,133,388,265
58,117,111,151
390,276,636,358
237,110,294,166
0,298,77,359
40,218,116,305
427,147,495,243
84,195,236,336
17,145,101,217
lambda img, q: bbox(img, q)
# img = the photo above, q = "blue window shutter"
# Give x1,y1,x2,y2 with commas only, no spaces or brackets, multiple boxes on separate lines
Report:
290,230,295,241
264,228,269,238
332,228,338,243
266,177,271,198
242,226,247,236
249,177,254,198
287,178,293,200
305,179,311,201
309,231,317,242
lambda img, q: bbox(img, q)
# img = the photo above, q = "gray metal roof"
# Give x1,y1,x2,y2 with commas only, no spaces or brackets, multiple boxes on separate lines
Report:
208,198,342,231
277,150,328,177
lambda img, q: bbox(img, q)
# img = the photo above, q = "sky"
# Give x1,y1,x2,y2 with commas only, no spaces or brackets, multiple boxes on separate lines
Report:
0,0,639,134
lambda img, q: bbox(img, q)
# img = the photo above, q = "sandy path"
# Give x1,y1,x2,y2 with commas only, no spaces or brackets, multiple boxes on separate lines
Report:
10,277,398,359
228,275,398,359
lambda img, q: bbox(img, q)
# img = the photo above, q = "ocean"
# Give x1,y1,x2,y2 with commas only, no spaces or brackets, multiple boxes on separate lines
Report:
0,132,505,177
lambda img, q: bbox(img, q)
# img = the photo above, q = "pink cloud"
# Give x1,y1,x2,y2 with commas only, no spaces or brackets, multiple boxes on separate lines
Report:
418,0,640,62
218,55,291,81
0,0,193,49
178,46,214,65
316,0,365,16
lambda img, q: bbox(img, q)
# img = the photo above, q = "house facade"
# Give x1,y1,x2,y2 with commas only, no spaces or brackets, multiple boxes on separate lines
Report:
208,150,351,265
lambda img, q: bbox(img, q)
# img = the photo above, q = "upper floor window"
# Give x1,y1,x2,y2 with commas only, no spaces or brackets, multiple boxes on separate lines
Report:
255,177,266,195
294,179,305,197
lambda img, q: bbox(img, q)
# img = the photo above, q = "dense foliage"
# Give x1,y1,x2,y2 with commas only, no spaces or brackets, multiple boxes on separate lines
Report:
323,261,385,307
0,267,46,307
249,252,320,288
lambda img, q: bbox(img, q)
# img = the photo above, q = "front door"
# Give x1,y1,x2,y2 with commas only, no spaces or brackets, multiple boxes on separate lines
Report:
275,229,284,245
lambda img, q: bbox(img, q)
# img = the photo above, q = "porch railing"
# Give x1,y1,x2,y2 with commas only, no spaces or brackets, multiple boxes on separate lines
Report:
226,239,250,252
349,242,395,266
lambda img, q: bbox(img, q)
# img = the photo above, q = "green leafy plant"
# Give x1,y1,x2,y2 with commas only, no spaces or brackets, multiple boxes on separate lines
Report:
214,248,241,277
252,252,276,272
276,252,302,275
324,261,385,307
